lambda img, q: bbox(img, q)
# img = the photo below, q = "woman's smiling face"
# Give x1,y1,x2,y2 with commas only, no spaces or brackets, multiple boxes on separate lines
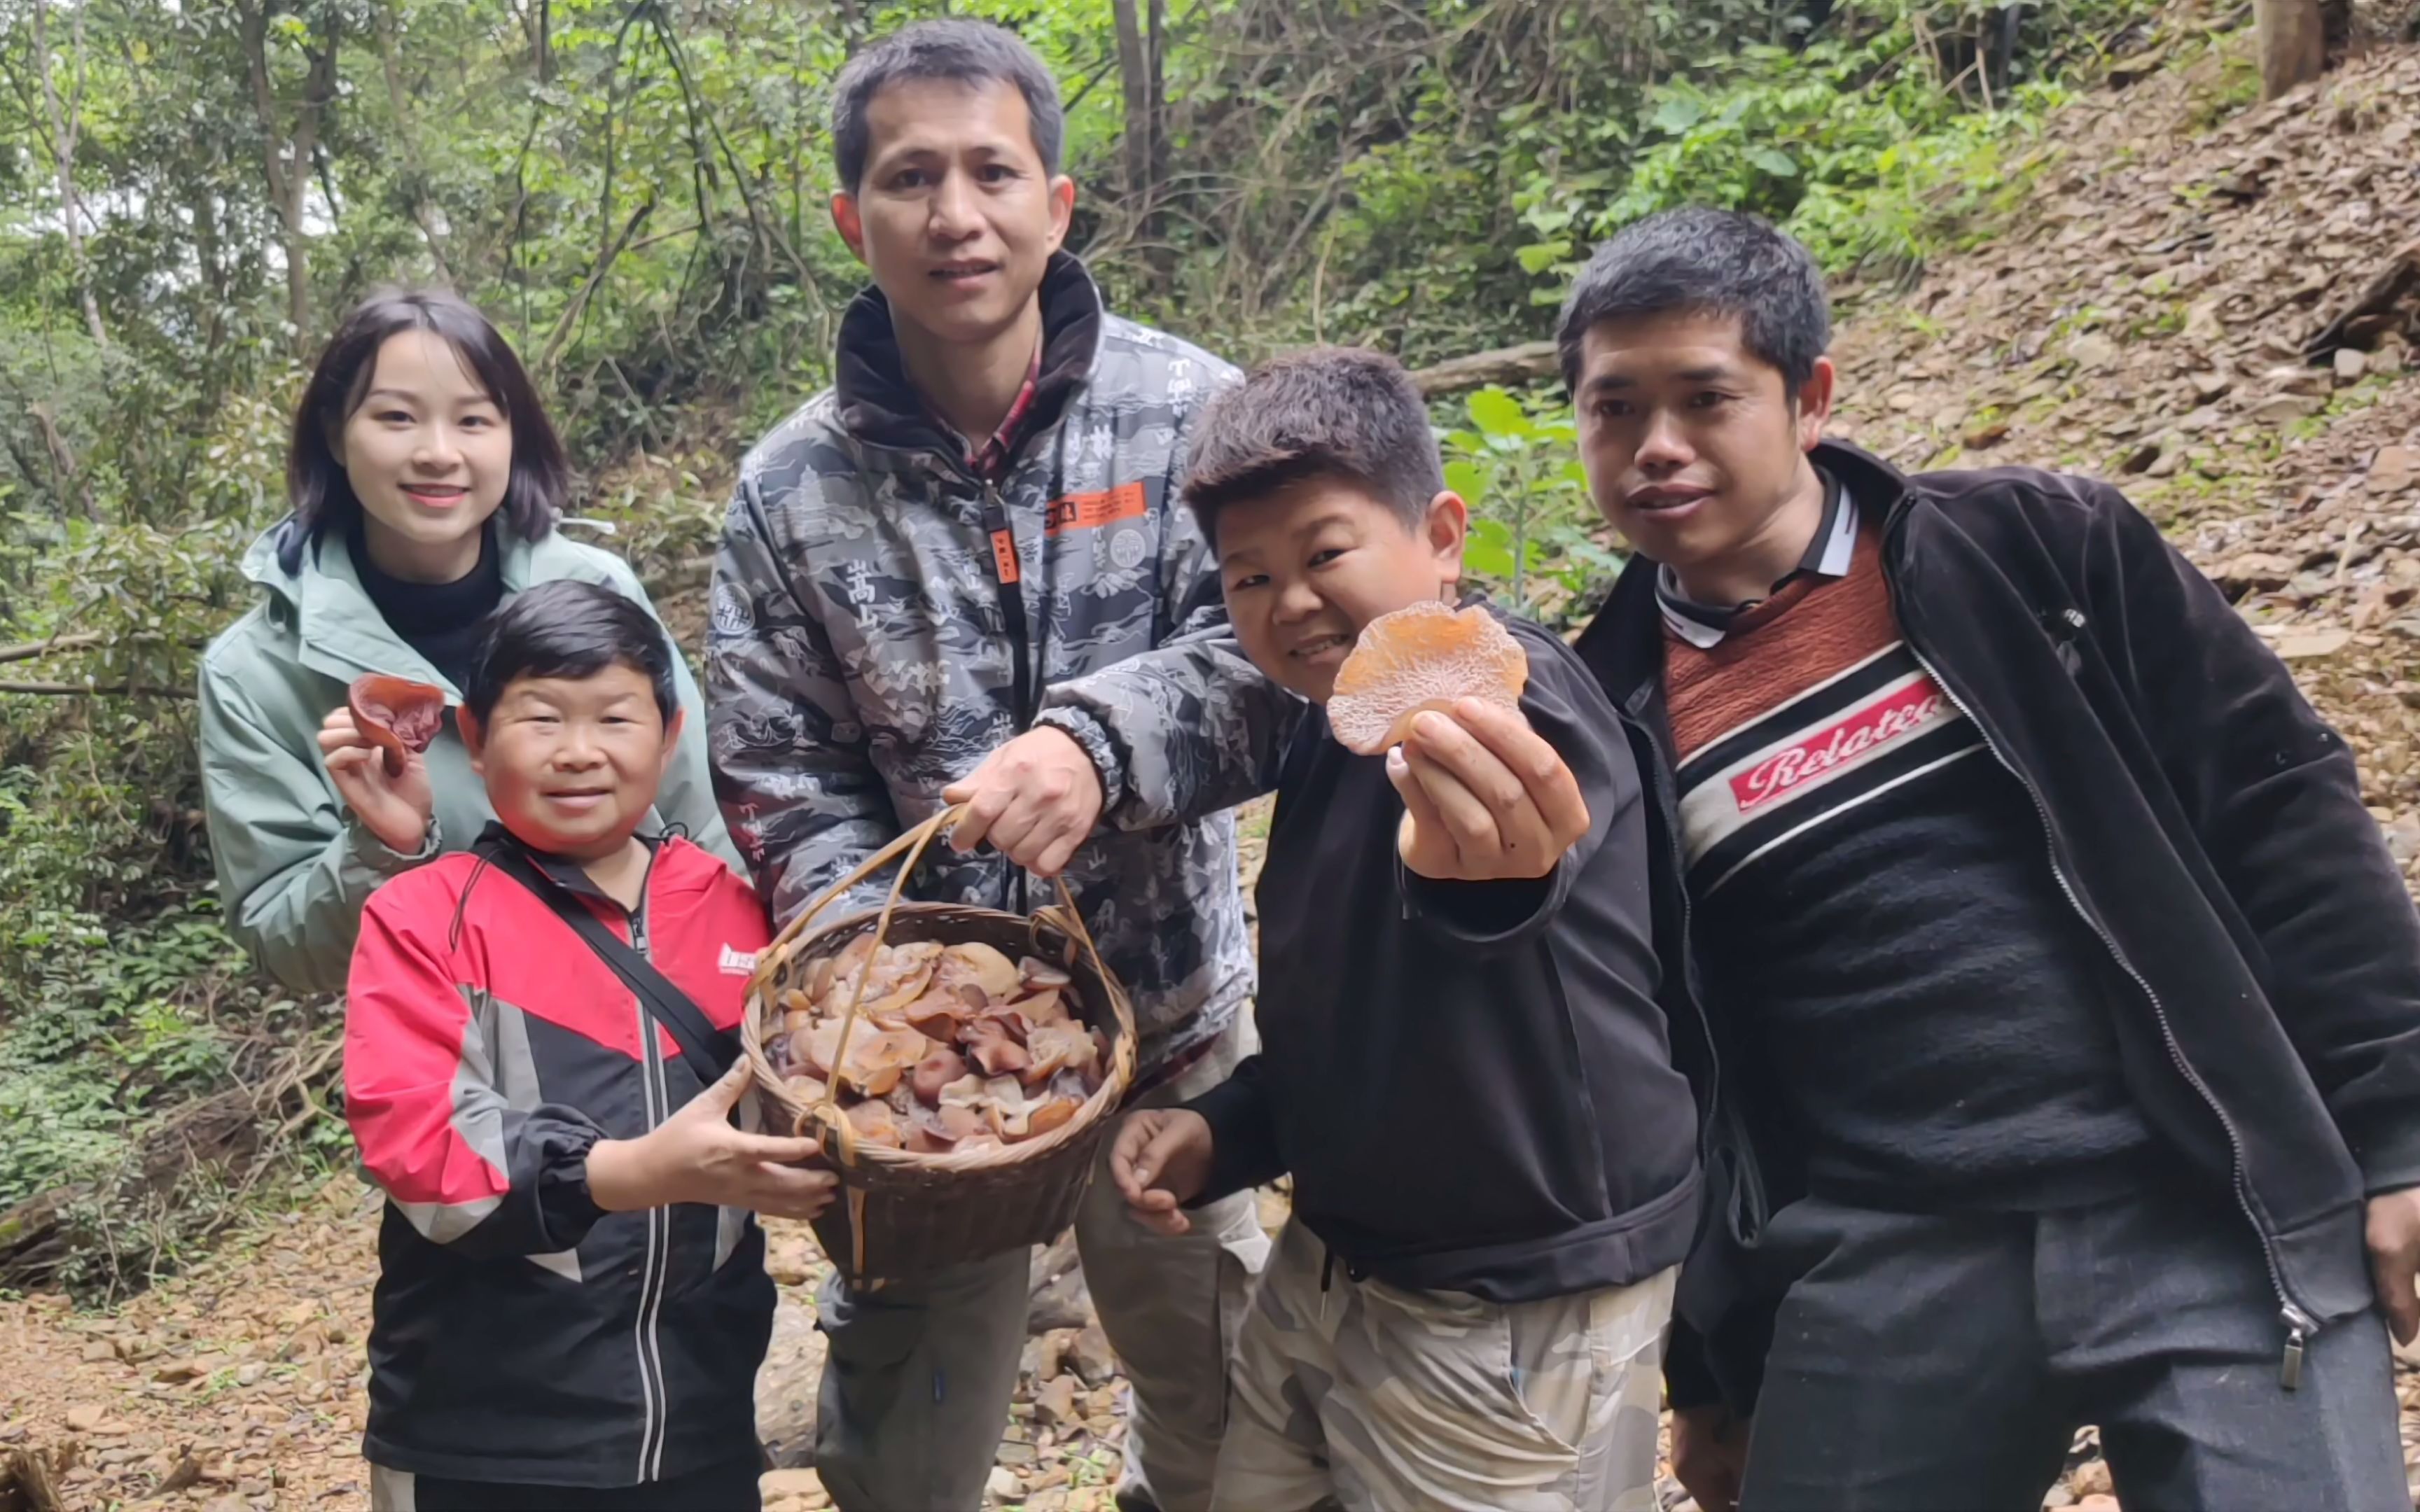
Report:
338,330,515,582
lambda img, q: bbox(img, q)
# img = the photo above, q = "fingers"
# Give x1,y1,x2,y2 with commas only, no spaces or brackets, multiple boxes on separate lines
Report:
943,729,1103,871
1111,1116,1197,1227
317,710,370,755
694,1058,752,1114
1387,747,1461,876
1397,741,1500,870
1131,1205,1192,1236
2372,1238,2420,1345
1405,711,1551,861
1452,697,1592,846
728,1130,824,1167
744,1163,840,1219
948,780,1010,857
1110,1119,1156,1202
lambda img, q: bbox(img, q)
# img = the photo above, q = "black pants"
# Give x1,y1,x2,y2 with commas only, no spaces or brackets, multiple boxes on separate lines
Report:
369,1455,762,1511
1737,1180,2407,1511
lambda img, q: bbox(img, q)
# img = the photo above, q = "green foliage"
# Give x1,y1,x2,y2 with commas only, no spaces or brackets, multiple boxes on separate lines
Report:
1513,0,2109,300
0,0,2176,1290
1442,388,1623,629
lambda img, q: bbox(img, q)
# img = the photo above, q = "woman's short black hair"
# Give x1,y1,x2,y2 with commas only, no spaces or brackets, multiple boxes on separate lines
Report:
279,287,569,575
464,580,679,727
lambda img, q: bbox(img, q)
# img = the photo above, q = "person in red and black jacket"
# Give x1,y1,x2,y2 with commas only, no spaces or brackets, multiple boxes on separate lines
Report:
1557,208,2420,1512
345,579,832,1512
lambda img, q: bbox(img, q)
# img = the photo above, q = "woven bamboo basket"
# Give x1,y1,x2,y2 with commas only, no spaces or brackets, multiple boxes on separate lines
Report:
739,804,1139,1289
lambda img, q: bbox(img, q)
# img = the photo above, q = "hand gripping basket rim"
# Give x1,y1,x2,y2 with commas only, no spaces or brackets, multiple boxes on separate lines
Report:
737,803,1140,1281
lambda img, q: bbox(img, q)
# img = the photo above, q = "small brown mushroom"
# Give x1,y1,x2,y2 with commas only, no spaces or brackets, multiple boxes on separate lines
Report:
1020,1096,1082,1140
1013,988,1069,1027
907,1102,985,1154
1019,956,1074,993
965,1017,1030,1077
911,1046,971,1106
1017,1023,1099,1088
901,990,968,1042
347,674,447,777
844,1100,904,1148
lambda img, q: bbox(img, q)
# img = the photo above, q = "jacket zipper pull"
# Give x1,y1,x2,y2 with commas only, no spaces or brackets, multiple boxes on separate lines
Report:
2279,1306,2313,1390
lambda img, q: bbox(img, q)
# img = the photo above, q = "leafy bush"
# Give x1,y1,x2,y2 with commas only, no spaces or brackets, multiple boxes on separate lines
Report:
1441,388,1622,629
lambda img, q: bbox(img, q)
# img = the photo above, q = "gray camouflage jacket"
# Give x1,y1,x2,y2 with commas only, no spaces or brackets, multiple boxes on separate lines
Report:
704,254,1295,1068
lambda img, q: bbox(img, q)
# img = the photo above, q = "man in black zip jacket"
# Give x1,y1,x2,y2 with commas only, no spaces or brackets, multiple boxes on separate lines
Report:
1557,207,2420,1512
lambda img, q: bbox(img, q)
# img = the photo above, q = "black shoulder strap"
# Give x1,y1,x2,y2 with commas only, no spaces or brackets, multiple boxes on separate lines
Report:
476,836,740,1085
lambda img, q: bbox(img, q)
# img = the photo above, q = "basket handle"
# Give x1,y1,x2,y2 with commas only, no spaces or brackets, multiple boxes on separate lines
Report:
778,804,1118,1165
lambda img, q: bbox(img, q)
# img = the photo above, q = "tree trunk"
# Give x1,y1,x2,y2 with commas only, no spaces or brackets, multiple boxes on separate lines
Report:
239,0,339,346
375,0,456,284
2255,0,2326,99
1145,0,1172,279
1113,0,1153,220
31,0,107,349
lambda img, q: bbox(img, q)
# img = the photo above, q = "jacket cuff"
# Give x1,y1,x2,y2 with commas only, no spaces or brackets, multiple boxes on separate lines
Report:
1034,706,1128,815
347,812,441,874
2347,1113,2420,1197
1182,1076,1284,1208
1397,858,1567,952
1662,1317,1727,1411
541,1124,611,1248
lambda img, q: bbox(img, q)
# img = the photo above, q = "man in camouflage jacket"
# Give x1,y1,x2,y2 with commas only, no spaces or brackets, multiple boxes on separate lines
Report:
702,23,1288,1511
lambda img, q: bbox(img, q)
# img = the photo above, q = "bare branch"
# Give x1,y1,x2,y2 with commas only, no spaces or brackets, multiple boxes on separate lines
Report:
0,680,195,699
0,630,107,664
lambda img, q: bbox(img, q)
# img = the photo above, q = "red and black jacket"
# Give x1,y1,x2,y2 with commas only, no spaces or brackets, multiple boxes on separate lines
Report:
343,832,775,1488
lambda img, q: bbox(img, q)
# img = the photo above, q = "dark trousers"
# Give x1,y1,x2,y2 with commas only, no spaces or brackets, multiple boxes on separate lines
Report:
370,1455,762,1511
1737,1181,2407,1512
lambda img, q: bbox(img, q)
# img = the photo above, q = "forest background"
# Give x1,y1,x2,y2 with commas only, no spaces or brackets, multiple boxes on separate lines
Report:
0,0,2242,1292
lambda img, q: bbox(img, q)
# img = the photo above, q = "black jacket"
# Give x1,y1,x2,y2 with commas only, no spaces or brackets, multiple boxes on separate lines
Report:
1574,440,2420,1413
1186,613,1704,1303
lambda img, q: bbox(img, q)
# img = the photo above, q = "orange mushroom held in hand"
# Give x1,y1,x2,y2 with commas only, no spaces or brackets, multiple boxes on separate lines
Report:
1326,600,1529,757
347,675,449,777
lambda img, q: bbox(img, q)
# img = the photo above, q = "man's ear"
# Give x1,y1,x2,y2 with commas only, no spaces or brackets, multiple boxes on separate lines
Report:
457,706,487,778
1795,356,1837,453
1045,174,1077,253
830,191,868,265
1427,490,1472,588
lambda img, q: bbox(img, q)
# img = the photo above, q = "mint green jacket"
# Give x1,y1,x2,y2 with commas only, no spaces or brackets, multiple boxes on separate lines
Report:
197,523,740,995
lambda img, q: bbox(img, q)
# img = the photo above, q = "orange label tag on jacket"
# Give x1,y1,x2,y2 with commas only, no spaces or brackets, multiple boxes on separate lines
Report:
989,528,1021,584
1043,481,1148,536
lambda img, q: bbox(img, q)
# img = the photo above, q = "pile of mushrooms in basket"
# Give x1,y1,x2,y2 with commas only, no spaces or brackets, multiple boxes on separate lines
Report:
760,932,1113,1156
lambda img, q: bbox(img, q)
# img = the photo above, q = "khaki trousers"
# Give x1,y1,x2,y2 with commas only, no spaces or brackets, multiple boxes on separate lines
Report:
1211,1220,1675,1512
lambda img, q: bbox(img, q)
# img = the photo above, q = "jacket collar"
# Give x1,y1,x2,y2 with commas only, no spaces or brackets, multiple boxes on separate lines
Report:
239,517,555,699
832,250,1106,465
473,820,662,910
1575,438,1914,713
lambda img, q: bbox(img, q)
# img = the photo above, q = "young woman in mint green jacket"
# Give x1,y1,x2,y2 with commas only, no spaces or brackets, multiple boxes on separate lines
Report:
197,289,739,995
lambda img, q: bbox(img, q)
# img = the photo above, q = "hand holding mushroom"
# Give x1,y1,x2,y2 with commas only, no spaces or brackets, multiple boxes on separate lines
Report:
1326,601,1589,883
319,676,445,854
1387,699,1592,883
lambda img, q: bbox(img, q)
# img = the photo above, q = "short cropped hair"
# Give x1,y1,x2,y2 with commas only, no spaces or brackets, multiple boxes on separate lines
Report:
465,580,679,727
282,288,568,575
1181,347,1446,547
831,20,1064,193
1555,207,1832,393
